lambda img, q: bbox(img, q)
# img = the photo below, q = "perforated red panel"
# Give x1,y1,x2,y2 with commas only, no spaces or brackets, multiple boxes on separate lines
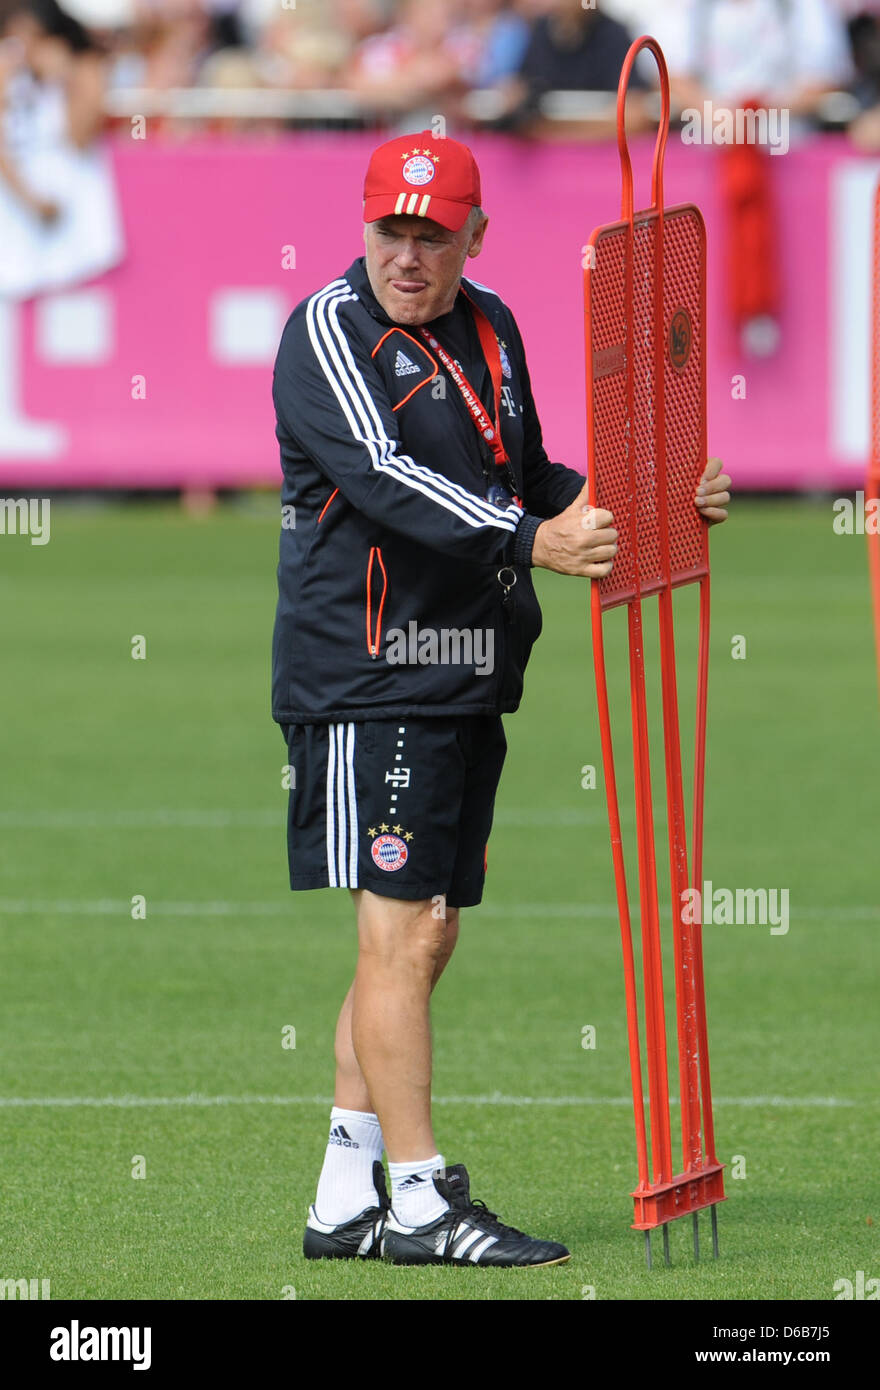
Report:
662,208,708,586
585,204,708,610
587,227,635,600
632,220,663,593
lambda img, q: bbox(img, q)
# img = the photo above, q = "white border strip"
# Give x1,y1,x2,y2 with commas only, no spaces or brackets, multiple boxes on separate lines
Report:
0,899,876,922
0,1093,863,1109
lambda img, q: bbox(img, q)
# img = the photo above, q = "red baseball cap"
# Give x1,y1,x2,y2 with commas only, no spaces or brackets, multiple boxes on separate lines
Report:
363,130,482,232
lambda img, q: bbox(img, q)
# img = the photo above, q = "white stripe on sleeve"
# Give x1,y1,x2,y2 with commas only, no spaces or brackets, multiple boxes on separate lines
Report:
304,283,522,536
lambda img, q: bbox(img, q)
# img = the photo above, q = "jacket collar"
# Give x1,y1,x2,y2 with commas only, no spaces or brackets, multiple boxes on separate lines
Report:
344,257,393,324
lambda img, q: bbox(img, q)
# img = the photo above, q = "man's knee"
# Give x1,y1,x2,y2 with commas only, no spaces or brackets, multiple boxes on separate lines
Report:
437,906,460,972
355,890,450,975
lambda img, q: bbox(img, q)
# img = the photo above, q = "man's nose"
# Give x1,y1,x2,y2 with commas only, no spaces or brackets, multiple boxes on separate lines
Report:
395,239,421,267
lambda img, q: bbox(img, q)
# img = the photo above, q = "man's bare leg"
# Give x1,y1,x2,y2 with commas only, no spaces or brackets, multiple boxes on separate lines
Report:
337,890,457,1161
333,892,459,1120
310,893,457,1228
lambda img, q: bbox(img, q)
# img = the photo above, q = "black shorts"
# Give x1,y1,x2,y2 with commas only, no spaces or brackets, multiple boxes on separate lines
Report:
280,715,507,908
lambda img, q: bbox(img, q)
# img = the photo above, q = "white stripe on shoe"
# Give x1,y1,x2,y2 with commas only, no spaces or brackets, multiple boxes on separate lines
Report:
468,1234,498,1263
451,1226,483,1258
357,1222,383,1256
306,1204,340,1234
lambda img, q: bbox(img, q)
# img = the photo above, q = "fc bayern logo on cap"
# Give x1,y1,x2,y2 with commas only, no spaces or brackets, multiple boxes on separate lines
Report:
371,834,409,871
402,155,436,187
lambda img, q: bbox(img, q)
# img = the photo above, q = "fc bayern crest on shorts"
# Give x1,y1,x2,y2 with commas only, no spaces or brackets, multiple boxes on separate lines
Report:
402,154,436,186
370,833,409,872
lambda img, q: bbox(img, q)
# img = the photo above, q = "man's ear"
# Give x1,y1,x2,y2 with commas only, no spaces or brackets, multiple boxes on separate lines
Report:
467,216,489,259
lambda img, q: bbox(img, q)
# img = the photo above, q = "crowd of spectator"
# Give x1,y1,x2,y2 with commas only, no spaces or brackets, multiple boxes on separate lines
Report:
5,0,880,140
85,0,654,138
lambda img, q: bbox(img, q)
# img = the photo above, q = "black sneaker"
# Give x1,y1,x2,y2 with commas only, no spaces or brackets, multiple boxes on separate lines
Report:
381,1163,570,1267
303,1160,390,1260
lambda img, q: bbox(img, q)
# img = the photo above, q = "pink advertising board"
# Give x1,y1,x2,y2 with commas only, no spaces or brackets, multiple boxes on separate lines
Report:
0,133,873,490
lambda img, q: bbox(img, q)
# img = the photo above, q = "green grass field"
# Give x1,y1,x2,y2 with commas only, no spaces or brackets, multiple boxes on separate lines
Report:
0,496,877,1302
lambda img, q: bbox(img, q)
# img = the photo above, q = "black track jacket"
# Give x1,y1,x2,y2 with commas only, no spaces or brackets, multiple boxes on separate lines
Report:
271,256,584,724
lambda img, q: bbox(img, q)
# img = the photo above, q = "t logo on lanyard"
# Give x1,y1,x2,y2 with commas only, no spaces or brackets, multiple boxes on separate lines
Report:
419,292,521,509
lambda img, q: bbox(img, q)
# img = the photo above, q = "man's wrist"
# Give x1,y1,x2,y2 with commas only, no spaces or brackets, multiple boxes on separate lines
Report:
512,512,543,567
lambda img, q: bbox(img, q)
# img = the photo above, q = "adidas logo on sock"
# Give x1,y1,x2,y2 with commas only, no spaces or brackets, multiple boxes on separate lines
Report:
329,1124,359,1149
394,350,421,377
398,1173,427,1189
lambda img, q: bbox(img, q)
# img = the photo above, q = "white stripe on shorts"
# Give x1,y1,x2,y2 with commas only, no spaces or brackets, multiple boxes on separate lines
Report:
345,722,358,885
326,723,358,888
325,727,337,887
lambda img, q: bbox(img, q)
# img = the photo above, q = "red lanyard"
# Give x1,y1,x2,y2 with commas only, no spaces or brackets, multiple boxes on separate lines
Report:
419,292,510,474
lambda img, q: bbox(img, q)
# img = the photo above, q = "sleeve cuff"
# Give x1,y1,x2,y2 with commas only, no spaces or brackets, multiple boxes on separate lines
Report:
512,512,542,568
562,474,586,510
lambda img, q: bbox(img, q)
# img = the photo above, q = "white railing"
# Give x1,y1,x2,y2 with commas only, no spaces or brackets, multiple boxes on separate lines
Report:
103,86,854,127
104,87,646,124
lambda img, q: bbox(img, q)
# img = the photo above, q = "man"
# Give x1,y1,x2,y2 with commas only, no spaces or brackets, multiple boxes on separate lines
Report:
493,0,651,139
271,130,730,1268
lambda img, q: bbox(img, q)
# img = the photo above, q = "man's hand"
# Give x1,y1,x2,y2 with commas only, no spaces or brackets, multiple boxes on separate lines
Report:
532,458,729,579
695,457,731,524
531,481,618,578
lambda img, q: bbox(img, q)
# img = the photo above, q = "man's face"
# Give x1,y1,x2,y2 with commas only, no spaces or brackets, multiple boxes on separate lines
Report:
363,213,488,325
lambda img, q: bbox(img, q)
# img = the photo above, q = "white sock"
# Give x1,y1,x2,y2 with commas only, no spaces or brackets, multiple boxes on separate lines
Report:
389,1154,450,1228
313,1108,385,1225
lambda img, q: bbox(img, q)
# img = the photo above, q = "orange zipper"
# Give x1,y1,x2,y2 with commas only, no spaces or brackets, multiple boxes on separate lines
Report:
365,546,388,659
317,487,339,523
